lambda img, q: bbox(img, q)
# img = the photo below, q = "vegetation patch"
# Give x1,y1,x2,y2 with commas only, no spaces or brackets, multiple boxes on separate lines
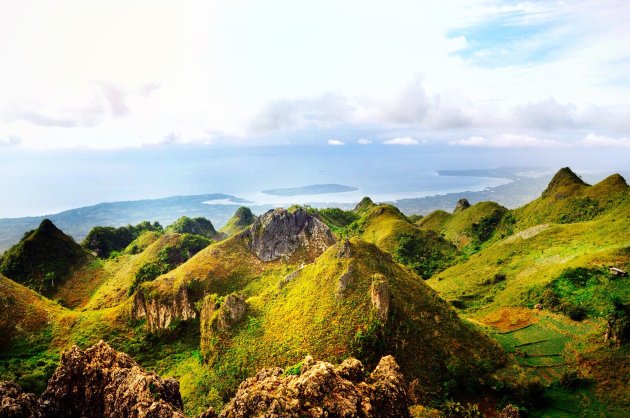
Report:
83,221,163,258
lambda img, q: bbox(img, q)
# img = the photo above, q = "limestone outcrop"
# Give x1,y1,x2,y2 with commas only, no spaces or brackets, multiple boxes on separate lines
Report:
241,208,335,262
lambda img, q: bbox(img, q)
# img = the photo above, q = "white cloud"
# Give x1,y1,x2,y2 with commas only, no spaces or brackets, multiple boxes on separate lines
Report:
450,134,563,148
579,133,630,148
357,138,372,144
383,137,418,145
0,135,21,146
327,139,345,146
1,1,630,148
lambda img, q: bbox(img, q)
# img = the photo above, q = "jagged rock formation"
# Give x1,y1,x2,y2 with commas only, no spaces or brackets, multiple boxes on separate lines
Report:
454,198,470,212
201,294,248,358
39,341,185,417
605,301,630,347
210,355,410,418
0,381,38,417
220,207,257,236
370,274,391,321
241,208,335,262
0,342,185,418
132,285,198,332
336,262,356,297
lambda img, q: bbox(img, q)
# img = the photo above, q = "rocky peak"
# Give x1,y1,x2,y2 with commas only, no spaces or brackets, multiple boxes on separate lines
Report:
542,167,587,199
241,208,335,262
454,198,470,212
220,207,257,236
209,355,410,418
354,196,375,213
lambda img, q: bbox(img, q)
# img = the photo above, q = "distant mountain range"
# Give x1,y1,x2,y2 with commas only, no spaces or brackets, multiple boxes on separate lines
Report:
0,194,253,252
0,169,572,252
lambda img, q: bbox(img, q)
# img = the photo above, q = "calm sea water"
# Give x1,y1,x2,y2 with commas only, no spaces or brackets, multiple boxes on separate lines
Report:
1,144,628,218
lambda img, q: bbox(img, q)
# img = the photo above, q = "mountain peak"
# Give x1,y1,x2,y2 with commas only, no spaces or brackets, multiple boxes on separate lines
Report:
541,167,588,199
354,196,375,213
0,220,88,295
167,216,220,239
242,207,335,262
220,206,256,236
38,218,59,233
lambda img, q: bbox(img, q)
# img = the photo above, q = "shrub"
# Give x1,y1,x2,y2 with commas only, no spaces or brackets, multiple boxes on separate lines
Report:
394,232,457,279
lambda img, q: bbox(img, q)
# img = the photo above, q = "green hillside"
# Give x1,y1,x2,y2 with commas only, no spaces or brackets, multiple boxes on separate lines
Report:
198,239,504,405
418,200,508,249
0,219,91,296
167,216,224,240
0,168,629,416
219,207,257,236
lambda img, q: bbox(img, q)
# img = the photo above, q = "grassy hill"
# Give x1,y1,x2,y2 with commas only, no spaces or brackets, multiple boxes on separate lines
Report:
508,168,629,231
337,202,459,278
418,200,508,249
0,220,91,296
219,207,257,236
167,216,224,240
0,169,628,416
198,238,504,405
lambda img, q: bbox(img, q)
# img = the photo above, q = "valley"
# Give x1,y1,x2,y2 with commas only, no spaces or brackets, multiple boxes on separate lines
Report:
0,167,628,417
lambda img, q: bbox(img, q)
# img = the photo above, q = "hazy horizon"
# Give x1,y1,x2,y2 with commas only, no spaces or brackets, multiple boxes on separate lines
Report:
2,1,630,217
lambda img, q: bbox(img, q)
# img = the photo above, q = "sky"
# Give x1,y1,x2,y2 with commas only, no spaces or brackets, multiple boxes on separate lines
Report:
1,1,630,216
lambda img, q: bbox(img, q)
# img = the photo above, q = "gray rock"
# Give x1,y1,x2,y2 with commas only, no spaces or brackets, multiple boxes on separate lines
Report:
211,355,410,418
0,381,38,418
370,274,391,322
39,341,185,418
454,198,470,212
241,208,335,262
132,283,198,332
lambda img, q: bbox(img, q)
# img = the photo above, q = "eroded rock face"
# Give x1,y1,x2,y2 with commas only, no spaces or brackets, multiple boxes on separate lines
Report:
336,262,356,298
201,294,248,359
212,355,410,418
132,285,197,332
241,208,335,262
0,342,185,418
370,274,392,322
0,381,38,418
454,198,470,212
39,341,185,418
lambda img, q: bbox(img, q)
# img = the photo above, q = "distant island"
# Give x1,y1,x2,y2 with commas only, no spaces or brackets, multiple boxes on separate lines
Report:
262,184,359,196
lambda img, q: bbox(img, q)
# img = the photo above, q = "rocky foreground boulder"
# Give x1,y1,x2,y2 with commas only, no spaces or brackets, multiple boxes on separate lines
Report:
0,381,39,417
1,343,410,417
241,208,335,262
0,341,185,418
203,355,410,418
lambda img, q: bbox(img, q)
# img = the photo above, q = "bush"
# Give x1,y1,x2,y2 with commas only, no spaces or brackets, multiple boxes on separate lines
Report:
128,234,212,295
394,232,457,279
559,302,587,321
